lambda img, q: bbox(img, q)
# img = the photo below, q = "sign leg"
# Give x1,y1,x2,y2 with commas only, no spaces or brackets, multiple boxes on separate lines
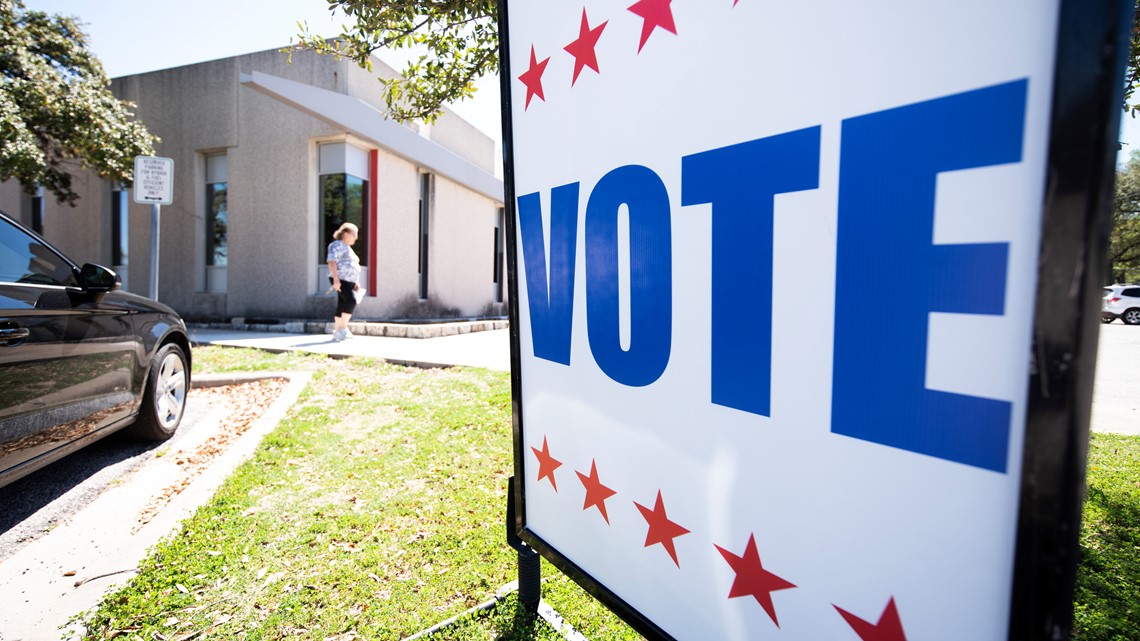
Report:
506,476,541,611
149,204,160,300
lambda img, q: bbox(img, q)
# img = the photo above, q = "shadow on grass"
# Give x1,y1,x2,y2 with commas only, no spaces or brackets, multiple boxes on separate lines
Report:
498,604,543,641
424,594,554,641
1072,435,1140,641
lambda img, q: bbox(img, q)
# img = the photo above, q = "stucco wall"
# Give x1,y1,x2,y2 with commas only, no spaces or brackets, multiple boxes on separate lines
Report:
428,176,502,316
428,113,498,176
368,149,422,317
55,173,110,267
0,183,26,225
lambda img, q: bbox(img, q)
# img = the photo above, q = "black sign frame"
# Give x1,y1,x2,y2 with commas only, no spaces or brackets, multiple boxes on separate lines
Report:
498,1,1133,639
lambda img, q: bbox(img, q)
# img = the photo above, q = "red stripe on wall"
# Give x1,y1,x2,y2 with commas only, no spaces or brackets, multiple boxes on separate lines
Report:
369,149,378,296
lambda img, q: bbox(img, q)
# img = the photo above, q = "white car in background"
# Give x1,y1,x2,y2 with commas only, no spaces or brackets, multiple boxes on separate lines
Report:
1102,284,1140,325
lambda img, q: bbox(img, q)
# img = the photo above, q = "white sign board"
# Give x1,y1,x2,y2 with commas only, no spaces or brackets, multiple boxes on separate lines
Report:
133,156,173,205
501,2,1115,640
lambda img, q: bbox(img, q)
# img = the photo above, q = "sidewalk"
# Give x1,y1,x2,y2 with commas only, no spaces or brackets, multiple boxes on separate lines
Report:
189,326,512,372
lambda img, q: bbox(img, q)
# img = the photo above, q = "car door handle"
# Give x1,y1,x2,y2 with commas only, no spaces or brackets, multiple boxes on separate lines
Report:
0,324,30,347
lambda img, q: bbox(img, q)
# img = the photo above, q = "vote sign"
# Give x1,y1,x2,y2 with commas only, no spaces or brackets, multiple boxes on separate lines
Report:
502,1,1126,640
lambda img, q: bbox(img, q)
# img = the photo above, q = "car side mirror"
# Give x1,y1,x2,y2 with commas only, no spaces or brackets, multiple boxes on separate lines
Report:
78,263,122,293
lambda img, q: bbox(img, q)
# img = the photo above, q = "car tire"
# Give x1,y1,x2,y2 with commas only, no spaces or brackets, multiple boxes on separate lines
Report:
1102,316,1115,324
123,343,189,441
1124,308,1140,326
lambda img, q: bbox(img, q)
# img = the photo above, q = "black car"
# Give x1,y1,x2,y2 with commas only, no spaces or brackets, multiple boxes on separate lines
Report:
0,210,191,488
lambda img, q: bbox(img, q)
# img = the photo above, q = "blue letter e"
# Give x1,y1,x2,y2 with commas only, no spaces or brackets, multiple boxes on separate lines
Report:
832,80,1027,473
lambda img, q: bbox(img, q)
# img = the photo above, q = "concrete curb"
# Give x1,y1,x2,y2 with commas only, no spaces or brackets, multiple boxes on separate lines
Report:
190,343,457,371
191,372,299,388
189,318,509,339
187,327,512,372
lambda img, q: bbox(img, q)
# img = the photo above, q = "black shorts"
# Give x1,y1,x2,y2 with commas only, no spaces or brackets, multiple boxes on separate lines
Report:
335,280,358,316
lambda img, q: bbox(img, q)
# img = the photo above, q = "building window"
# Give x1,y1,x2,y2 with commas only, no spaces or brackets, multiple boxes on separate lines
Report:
493,207,504,304
111,185,129,289
418,173,431,300
317,143,370,290
205,153,228,293
31,186,44,235
319,173,369,266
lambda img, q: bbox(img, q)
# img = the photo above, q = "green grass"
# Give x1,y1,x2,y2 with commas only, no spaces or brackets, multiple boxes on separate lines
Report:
74,347,643,641
1074,433,1140,640
73,346,1140,640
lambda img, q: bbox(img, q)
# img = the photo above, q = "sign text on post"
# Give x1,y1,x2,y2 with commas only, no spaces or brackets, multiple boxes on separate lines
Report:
133,156,173,206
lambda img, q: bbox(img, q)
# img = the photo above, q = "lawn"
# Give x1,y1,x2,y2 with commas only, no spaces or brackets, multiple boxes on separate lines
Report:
75,348,643,641
1073,433,1140,640
72,346,1140,640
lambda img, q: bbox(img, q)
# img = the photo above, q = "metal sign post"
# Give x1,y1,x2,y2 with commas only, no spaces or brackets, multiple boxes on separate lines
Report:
500,1,1131,640
148,204,160,300
133,156,174,301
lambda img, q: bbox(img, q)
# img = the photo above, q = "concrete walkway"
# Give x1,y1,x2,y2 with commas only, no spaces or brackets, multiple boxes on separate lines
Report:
189,326,512,372
1090,323,1140,435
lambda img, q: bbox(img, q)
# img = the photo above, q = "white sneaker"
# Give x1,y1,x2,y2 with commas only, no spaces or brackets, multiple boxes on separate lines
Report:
332,328,346,341
341,328,354,340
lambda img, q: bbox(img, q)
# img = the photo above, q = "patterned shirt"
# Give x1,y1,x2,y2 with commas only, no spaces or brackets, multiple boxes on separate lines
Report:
326,239,361,283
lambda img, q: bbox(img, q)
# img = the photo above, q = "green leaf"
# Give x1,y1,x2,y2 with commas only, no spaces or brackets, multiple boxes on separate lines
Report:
293,0,499,124
0,0,156,204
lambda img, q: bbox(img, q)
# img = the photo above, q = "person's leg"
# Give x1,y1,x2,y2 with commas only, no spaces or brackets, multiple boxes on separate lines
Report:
338,282,357,338
333,289,348,335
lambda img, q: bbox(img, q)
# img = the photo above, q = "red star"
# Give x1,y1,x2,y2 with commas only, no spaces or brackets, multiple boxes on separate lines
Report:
633,491,690,567
531,436,562,491
576,459,618,523
518,45,550,109
628,0,677,53
564,9,608,86
834,597,908,641
714,534,797,628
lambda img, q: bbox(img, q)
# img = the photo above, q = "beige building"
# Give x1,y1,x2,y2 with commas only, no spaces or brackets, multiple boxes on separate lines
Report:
0,48,507,322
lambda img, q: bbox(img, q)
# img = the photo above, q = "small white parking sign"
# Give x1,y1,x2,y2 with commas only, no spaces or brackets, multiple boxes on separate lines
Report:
133,156,173,205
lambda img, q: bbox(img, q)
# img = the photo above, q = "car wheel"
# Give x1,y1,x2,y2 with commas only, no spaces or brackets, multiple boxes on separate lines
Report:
1124,309,1140,325
1102,316,1115,324
124,343,189,441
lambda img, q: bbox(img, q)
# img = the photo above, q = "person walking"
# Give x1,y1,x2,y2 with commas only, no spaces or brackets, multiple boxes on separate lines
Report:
327,222,362,341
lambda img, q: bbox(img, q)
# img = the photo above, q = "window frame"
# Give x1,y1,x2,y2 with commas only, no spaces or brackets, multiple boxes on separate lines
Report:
318,172,370,268
111,185,129,269
418,173,431,300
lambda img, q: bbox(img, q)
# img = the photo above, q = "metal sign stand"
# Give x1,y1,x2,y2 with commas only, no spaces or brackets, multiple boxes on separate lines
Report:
506,476,541,612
